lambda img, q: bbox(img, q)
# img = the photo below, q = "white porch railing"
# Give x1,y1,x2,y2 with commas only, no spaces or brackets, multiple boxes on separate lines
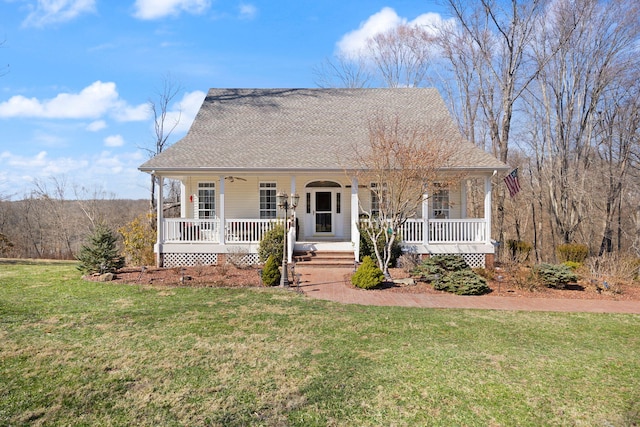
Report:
225,219,279,243
398,218,487,244
162,218,278,244
163,218,486,245
426,219,486,243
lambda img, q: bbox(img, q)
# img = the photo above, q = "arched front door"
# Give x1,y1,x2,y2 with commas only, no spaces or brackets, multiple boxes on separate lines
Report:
303,181,343,239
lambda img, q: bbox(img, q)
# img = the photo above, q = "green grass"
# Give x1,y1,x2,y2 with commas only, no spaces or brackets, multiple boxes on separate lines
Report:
1,261,639,426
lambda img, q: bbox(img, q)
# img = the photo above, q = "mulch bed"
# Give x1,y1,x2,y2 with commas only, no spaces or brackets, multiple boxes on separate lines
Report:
92,264,640,301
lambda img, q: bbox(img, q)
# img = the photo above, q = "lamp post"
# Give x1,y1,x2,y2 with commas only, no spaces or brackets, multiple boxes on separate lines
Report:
276,191,299,287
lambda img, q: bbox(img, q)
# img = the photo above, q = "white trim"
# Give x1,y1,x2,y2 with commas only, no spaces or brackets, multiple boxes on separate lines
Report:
218,177,225,244
351,177,360,260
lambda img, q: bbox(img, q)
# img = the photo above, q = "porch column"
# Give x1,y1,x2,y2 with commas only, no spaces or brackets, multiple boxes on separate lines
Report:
156,175,164,267
422,188,429,246
290,175,297,240
219,175,225,244
351,177,360,261
288,175,296,262
461,179,468,219
180,181,187,218
484,175,492,244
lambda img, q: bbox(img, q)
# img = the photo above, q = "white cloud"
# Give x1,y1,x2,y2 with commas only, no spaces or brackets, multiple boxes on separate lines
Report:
336,7,452,57
133,0,211,20
0,149,148,199
239,3,257,20
104,134,125,147
0,81,149,122
22,0,96,28
337,7,403,57
113,102,150,122
163,90,205,134
87,120,107,131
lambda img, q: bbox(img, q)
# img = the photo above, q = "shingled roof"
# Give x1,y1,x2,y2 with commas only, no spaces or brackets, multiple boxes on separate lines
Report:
139,88,506,173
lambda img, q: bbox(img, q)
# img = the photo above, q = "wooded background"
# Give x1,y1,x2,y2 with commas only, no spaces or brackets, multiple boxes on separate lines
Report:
1,0,638,263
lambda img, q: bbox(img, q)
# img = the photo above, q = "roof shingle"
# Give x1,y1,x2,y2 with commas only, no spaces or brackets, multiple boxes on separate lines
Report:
139,88,507,172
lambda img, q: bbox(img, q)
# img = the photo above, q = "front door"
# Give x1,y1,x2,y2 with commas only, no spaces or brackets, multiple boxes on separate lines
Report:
315,191,332,233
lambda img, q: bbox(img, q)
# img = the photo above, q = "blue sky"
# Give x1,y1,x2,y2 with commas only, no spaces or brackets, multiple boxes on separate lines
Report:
0,0,446,200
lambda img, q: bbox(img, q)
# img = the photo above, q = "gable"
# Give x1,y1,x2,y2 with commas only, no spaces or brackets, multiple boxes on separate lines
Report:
139,88,507,173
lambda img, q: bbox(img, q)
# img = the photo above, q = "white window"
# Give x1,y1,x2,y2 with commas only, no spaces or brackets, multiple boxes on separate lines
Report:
432,185,449,219
197,182,216,219
259,182,277,219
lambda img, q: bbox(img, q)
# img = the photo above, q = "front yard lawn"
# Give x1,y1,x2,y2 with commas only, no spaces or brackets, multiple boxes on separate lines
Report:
1,260,639,426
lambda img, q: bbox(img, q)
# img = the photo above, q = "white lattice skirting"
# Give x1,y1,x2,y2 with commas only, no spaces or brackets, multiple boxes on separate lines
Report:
459,253,486,268
162,253,218,268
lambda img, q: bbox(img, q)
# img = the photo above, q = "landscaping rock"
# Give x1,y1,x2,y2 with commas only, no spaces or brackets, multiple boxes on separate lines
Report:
97,272,114,282
393,277,415,286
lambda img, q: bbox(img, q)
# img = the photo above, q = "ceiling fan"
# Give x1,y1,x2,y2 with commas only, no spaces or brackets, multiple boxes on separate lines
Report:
224,176,247,182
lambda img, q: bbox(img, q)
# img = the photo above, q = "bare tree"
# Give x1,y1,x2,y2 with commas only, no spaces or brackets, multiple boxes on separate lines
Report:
352,113,456,277
314,53,372,88
315,24,435,89
439,0,551,259
144,76,182,211
529,0,639,245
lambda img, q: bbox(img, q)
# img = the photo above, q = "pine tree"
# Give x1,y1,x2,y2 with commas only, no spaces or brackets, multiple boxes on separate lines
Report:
77,223,125,275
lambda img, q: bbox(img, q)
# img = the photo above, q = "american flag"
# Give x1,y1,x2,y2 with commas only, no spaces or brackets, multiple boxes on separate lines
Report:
504,168,521,197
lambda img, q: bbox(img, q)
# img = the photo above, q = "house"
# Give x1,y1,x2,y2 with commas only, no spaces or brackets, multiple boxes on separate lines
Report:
139,88,508,269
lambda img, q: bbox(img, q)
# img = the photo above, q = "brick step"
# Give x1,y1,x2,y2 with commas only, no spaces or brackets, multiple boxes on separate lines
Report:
293,251,355,268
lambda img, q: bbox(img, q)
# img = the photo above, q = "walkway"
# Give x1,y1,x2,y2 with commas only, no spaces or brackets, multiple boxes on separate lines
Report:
294,267,640,314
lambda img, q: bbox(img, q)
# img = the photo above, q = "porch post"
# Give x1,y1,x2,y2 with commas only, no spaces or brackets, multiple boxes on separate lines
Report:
484,175,492,245
422,188,429,246
180,181,187,218
351,177,360,261
156,175,164,267
219,175,225,244
289,175,296,262
461,179,468,219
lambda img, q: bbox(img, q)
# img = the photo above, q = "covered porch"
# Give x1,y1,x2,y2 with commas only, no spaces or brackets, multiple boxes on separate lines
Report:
153,173,496,268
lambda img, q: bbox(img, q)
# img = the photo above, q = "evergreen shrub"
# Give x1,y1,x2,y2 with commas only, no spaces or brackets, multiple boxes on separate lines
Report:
533,263,579,289
351,256,385,289
411,255,468,278
258,223,284,263
77,224,125,275
433,269,490,295
261,255,281,287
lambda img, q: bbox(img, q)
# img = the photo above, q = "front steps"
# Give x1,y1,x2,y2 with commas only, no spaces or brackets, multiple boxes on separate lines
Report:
293,250,355,268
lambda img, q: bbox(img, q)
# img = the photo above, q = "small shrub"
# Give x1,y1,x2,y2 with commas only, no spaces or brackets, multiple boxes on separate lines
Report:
227,246,251,268
533,263,578,289
433,269,490,295
508,240,532,263
119,213,155,266
261,255,281,287
77,223,125,275
473,267,495,281
351,256,385,289
557,243,589,263
585,252,639,290
562,261,582,271
511,266,541,292
258,223,284,263
412,255,468,276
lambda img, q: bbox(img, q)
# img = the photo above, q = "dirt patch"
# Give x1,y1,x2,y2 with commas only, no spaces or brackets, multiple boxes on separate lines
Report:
92,264,640,301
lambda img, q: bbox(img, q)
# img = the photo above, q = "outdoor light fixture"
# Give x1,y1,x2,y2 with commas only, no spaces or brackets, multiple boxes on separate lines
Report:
277,192,299,287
